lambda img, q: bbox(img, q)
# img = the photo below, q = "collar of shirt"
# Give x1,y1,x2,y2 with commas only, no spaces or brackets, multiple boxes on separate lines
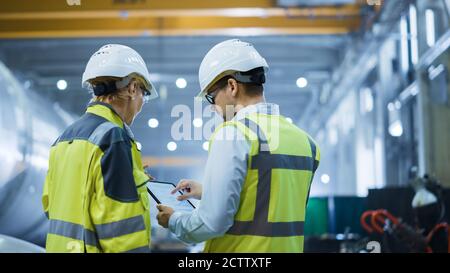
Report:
86,101,135,139
232,102,280,121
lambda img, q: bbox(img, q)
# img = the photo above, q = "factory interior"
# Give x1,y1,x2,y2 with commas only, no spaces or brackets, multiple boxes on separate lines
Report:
0,0,450,253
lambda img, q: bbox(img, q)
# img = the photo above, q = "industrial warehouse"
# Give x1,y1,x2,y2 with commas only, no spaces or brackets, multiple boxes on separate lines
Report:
0,0,449,255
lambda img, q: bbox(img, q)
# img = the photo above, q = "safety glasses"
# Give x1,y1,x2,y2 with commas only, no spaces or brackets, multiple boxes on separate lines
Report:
205,87,221,105
142,88,152,104
136,80,151,104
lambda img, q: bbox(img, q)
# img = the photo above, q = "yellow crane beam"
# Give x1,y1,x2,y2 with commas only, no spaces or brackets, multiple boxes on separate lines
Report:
0,0,364,38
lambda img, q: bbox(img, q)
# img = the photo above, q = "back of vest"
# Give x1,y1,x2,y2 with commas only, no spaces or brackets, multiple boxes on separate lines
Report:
204,113,320,253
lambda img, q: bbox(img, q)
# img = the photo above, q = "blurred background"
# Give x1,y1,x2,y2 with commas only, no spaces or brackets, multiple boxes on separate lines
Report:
0,0,449,253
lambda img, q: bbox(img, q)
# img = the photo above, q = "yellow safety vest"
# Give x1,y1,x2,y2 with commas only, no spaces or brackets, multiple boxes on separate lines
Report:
204,113,320,253
42,102,151,253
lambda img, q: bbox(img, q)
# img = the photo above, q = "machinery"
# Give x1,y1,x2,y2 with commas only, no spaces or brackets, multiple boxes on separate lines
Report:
0,234,44,253
0,61,70,247
360,175,450,253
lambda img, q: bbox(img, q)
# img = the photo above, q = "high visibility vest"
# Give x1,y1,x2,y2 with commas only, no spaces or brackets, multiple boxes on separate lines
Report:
204,113,320,253
42,102,151,253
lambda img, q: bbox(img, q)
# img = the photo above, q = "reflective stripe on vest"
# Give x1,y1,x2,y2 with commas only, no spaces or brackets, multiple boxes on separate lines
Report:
48,215,146,249
122,246,151,253
226,118,317,237
48,219,100,248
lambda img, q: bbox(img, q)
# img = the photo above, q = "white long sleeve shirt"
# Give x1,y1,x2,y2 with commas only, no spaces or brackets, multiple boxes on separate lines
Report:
168,103,280,244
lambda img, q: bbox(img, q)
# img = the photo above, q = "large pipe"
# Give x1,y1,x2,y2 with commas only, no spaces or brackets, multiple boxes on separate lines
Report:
0,234,45,253
0,61,69,247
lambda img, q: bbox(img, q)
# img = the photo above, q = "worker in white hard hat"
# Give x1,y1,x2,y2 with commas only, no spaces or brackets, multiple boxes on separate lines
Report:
157,39,321,253
42,44,157,252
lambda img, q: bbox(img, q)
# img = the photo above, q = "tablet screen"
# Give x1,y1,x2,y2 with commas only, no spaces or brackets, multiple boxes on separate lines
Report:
147,181,195,213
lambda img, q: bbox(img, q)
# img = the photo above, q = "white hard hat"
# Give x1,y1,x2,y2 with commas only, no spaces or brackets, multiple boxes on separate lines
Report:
82,44,158,100
197,39,269,99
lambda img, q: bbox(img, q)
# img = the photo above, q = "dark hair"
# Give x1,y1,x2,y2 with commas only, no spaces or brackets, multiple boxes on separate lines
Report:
212,69,264,97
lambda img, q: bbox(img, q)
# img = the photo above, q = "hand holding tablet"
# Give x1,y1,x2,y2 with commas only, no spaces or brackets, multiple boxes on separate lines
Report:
147,180,195,213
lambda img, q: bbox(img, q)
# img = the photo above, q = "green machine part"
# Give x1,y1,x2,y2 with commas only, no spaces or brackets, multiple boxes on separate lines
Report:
304,197,329,236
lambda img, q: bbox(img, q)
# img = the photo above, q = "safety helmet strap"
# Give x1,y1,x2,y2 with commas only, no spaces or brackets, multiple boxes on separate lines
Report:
92,75,134,96
233,67,266,85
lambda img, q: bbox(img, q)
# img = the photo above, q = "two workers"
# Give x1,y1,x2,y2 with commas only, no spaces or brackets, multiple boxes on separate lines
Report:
42,39,320,253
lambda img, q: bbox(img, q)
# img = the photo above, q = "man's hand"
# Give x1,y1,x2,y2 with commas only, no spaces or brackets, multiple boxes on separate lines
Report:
156,204,174,228
171,179,202,200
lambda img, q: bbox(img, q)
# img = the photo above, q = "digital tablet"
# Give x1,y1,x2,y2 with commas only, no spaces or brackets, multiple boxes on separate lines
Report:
147,180,195,212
